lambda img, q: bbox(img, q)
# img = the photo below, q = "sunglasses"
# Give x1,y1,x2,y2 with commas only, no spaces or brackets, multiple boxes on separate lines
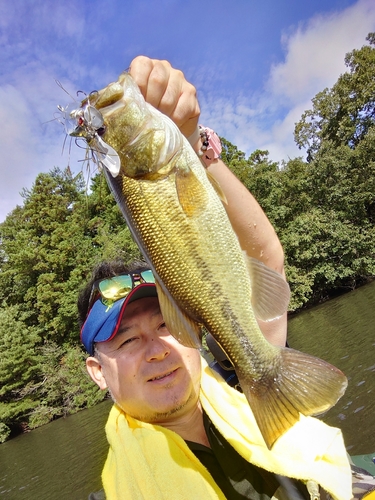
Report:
88,269,156,311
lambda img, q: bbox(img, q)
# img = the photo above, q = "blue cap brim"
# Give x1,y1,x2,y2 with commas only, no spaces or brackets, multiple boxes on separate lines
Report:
81,283,157,355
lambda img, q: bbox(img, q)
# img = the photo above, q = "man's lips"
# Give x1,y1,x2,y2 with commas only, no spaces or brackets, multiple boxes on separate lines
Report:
147,368,178,382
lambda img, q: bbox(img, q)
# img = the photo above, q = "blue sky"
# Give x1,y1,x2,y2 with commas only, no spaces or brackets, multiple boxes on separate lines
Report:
1,0,375,222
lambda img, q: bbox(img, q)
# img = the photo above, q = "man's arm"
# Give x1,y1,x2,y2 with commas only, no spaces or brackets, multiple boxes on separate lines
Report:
205,159,287,347
129,56,287,346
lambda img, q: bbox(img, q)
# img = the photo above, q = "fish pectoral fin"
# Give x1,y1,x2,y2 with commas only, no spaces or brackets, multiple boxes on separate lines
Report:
154,281,202,348
246,255,290,321
206,170,228,205
236,347,347,449
175,168,208,217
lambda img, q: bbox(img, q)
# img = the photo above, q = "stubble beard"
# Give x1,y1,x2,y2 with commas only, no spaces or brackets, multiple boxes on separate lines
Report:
108,386,196,424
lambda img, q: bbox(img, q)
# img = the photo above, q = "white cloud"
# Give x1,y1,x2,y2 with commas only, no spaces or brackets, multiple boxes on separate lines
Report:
201,0,375,164
0,3,110,222
0,58,86,221
269,0,375,104
0,85,36,218
264,0,375,161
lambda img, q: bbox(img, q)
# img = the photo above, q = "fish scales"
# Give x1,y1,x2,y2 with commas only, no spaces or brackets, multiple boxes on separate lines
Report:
108,150,262,366
68,72,348,448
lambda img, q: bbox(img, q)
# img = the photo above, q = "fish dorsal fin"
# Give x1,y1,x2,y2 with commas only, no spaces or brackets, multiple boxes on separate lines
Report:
175,168,208,217
246,255,290,321
154,280,202,348
206,170,227,205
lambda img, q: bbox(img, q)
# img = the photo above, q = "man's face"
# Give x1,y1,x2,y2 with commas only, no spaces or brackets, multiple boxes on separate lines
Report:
87,296,202,424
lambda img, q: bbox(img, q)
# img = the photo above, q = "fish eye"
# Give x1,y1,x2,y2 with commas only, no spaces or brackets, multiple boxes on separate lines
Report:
97,126,106,136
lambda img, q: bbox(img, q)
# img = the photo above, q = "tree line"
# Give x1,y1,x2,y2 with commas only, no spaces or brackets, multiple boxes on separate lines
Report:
0,34,374,442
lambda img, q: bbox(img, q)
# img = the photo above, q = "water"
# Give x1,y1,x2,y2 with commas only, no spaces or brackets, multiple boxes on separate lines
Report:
0,400,112,499
287,281,375,455
0,283,375,499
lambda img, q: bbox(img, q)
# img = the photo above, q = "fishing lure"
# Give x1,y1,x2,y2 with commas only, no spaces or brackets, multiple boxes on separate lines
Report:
58,96,120,176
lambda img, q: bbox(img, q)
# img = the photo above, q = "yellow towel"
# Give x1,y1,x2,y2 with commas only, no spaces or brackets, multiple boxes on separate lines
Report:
102,358,352,500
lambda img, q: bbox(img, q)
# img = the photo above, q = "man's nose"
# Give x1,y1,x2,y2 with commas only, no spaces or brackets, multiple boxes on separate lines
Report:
145,334,171,361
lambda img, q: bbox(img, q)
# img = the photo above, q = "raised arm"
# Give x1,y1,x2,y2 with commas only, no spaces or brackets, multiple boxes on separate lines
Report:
204,159,287,346
129,56,287,346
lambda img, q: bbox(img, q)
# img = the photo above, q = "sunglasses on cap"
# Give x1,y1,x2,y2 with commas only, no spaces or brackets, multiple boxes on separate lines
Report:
81,269,157,355
87,269,156,312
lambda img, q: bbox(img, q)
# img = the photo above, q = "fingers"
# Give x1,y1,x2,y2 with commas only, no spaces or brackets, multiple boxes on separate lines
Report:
129,56,200,138
128,55,155,98
130,57,171,108
168,77,200,138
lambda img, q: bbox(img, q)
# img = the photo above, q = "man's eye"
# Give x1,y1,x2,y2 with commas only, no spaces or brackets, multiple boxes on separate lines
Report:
120,337,137,347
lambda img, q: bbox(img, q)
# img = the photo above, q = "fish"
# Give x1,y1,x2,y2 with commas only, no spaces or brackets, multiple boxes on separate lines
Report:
66,72,347,448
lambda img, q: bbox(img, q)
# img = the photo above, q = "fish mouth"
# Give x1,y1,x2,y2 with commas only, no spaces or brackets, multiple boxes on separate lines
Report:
147,369,177,382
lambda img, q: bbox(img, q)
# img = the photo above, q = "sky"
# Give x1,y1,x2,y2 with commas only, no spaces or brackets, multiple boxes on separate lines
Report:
1,0,375,222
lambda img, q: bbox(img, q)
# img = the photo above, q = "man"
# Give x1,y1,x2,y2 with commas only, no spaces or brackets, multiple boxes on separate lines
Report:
78,57,353,499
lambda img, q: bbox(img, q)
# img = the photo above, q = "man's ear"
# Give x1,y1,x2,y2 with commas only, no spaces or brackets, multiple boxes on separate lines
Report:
86,356,108,390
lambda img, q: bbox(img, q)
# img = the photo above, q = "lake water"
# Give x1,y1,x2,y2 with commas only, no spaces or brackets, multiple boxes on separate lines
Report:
288,281,375,455
0,282,374,499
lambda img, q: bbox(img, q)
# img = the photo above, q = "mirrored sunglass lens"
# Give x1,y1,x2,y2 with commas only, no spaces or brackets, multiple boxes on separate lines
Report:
140,269,155,283
99,275,133,300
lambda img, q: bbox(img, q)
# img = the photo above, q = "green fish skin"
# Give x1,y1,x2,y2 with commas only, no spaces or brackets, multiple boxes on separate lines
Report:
78,73,347,449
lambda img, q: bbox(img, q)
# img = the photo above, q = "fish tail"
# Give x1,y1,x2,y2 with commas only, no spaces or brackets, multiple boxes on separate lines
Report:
236,347,347,449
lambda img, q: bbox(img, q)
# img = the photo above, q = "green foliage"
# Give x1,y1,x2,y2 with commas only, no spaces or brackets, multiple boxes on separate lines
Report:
0,305,41,441
0,167,136,440
222,132,375,310
82,172,141,263
235,149,285,224
285,32,375,306
27,343,107,429
0,168,93,342
220,137,247,165
294,33,375,160
281,208,375,309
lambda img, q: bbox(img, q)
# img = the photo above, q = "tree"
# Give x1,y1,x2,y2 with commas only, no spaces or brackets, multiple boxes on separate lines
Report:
281,206,375,309
222,146,286,226
280,132,375,309
276,158,311,225
86,172,141,263
242,150,283,223
0,305,42,442
0,167,142,439
0,168,104,343
220,137,247,165
26,343,107,430
294,33,375,160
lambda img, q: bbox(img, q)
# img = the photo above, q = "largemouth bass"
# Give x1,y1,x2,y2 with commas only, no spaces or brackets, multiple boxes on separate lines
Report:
66,72,347,448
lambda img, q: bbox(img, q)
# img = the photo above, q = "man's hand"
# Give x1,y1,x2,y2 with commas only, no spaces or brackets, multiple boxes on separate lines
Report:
129,56,200,138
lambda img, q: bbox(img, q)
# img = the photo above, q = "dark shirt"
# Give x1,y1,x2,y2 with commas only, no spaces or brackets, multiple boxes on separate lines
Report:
88,490,105,500
186,412,310,500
